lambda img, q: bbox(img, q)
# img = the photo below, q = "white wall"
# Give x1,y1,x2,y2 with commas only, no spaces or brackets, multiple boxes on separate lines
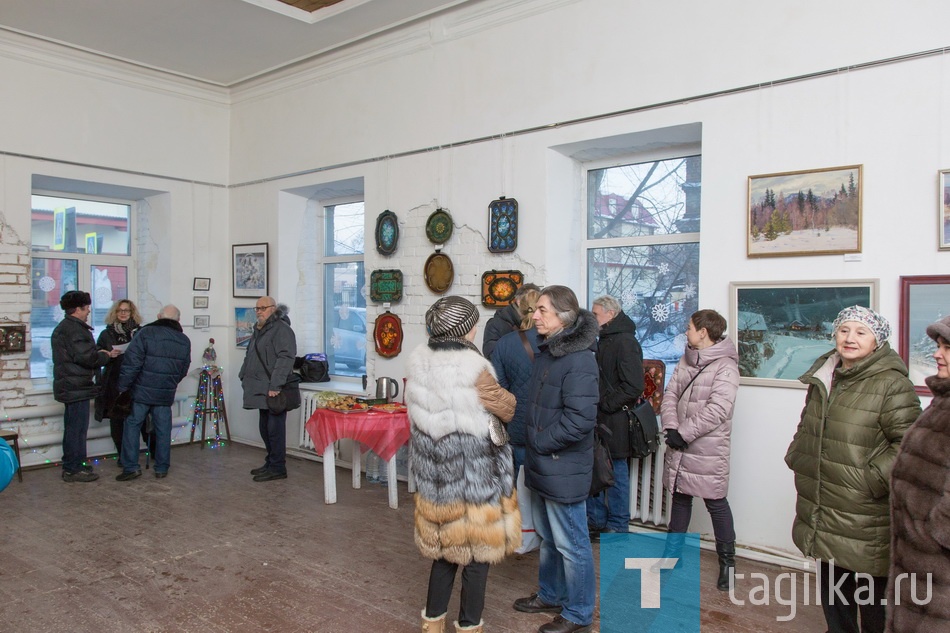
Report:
0,0,948,558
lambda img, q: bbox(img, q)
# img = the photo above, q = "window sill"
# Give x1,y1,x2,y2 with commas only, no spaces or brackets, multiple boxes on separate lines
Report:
300,380,368,397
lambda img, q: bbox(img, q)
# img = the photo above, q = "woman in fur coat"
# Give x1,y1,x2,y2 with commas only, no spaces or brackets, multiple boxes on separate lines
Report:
406,296,520,633
887,315,950,632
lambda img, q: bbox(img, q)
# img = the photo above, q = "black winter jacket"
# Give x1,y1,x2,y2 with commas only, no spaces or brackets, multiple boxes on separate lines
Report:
596,311,645,458
482,304,521,359
95,321,139,421
51,315,109,403
524,310,600,503
491,326,541,446
117,319,192,406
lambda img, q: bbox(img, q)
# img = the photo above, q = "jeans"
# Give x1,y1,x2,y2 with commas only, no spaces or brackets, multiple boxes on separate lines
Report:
512,444,526,479
62,400,91,473
532,495,596,626
818,560,886,633
121,402,172,474
258,409,287,474
425,558,490,626
668,492,736,543
586,458,630,531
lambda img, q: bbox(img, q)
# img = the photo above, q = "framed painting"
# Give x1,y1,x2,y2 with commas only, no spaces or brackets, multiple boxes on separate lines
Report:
899,275,950,395
747,165,862,258
232,243,268,298
940,169,950,250
193,277,211,291
730,279,879,387
194,315,210,329
193,296,209,309
235,307,257,349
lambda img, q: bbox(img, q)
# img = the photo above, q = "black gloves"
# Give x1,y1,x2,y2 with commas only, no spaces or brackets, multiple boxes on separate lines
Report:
665,429,688,450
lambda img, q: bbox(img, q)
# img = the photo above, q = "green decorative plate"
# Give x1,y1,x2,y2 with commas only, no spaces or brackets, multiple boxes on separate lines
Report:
370,269,403,303
425,208,454,244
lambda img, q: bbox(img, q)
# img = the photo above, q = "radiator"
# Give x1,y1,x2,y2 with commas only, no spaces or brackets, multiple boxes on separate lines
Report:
299,391,322,450
630,443,671,528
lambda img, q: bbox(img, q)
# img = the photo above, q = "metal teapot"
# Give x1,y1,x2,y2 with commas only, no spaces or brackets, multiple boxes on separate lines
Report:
375,377,400,403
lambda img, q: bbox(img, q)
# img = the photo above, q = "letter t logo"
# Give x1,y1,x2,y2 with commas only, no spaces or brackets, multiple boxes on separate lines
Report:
625,558,676,608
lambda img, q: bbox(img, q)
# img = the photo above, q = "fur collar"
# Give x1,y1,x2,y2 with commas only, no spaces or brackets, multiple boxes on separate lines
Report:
541,309,599,358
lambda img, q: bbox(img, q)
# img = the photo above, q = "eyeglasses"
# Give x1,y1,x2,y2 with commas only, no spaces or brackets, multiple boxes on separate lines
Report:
117,309,132,314
254,305,275,312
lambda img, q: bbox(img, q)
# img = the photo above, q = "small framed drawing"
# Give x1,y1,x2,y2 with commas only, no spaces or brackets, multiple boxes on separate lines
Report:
899,275,950,395
235,307,257,349
193,277,211,291
193,296,209,309
939,169,950,250
730,279,878,388
747,165,862,258
194,315,210,329
232,243,268,298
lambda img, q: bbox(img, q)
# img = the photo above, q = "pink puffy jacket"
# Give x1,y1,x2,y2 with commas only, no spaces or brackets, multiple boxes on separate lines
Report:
661,337,740,499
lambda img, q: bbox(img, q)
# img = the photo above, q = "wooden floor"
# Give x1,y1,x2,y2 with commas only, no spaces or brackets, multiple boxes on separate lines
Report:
0,442,825,632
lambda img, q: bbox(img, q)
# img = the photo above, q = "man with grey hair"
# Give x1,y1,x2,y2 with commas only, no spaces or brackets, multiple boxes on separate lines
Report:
482,282,540,359
116,304,192,481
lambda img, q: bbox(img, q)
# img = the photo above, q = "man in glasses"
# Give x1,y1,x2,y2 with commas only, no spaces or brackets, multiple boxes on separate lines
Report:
239,297,297,482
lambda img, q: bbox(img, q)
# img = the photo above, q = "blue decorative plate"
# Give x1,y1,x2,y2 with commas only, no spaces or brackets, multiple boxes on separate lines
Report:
375,210,399,256
488,197,518,253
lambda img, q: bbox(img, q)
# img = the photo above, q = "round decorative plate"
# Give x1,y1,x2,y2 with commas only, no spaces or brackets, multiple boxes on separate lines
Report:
423,252,454,293
425,208,454,244
375,210,399,256
374,312,403,358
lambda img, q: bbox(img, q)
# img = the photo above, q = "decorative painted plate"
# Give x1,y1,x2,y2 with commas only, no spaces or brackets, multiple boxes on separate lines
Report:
370,269,403,303
488,197,518,253
641,359,666,415
375,210,399,256
425,208,454,244
423,252,454,293
374,311,403,358
481,270,524,307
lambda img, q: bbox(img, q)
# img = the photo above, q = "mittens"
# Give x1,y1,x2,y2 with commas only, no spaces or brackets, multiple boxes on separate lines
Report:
665,428,688,450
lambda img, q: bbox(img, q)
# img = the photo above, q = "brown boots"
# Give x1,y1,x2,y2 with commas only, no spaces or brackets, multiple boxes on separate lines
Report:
421,611,484,633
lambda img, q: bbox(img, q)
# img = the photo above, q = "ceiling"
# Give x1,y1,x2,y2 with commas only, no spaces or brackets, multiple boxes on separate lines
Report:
0,0,470,87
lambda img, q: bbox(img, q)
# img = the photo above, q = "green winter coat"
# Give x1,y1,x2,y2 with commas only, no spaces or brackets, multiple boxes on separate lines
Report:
784,343,920,577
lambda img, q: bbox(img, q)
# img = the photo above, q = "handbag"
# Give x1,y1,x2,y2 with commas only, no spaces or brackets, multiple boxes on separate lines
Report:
294,355,330,383
488,413,509,447
254,344,302,414
590,423,616,496
625,399,660,459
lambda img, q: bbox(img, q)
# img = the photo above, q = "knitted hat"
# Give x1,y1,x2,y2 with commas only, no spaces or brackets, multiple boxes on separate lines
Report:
831,305,891,347
425,296,479,340
926,315,950,343
60,290,91,311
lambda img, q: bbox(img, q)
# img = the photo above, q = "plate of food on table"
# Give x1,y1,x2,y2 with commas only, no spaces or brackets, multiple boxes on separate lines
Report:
369,402,408,413
321,394,370,413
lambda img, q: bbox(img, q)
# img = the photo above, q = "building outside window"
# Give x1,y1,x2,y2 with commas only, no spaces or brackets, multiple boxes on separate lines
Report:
322,200,366,378
30,194,134,382
585,155,701,372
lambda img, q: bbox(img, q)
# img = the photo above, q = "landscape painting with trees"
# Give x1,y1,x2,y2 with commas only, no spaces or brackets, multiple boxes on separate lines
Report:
747,165,862,257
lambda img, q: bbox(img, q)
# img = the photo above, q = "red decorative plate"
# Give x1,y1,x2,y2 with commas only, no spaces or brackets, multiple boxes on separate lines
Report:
481,270,523,307
374,311,403,358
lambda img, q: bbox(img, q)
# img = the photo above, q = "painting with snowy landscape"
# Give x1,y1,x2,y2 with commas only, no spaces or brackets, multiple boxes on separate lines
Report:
748,165,862,257
898,276,950,395
731,280,877,387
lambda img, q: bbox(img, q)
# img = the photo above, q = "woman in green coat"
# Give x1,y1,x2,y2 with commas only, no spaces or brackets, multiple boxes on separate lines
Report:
785,306,920,633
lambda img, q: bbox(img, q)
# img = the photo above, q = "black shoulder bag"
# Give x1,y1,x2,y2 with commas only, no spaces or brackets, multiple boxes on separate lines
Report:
254,343,302,414
600,365,660,459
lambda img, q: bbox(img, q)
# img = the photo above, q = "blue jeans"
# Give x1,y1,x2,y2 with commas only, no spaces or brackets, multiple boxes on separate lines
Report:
62,400,91,473
532,496,596,626
121,402,172,474
258,409,287,474
586,458,630,531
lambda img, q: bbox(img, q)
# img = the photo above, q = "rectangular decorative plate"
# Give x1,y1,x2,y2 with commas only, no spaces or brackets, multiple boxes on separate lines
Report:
481,270,523,307
370,269,403,303
488,197,518,253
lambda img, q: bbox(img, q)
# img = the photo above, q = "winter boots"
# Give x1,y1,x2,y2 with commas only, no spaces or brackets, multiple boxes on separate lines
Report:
454,621,484,632
421,610,446,633
716,541,736,591
651,531,685,572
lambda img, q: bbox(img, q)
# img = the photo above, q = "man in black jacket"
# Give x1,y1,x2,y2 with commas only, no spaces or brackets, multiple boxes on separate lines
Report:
115,305,191,481
51,290,119,483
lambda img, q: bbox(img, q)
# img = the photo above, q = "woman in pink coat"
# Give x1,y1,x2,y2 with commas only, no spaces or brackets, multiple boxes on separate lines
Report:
660,309,740,591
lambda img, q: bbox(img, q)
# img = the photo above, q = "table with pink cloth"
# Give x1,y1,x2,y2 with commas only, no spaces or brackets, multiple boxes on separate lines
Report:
304,408,411,509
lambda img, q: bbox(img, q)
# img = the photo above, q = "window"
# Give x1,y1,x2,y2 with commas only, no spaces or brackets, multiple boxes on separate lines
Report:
585,155,701,370
322,200,366,378
30,194,134,381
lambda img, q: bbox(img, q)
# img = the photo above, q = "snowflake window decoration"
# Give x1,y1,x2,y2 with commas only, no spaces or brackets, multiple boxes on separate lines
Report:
657,262,670,275
683,283,697,299
651,302,671,323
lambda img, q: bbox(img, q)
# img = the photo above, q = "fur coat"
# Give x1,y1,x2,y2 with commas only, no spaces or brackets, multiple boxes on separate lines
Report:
406,341,521,565
886,374,950,632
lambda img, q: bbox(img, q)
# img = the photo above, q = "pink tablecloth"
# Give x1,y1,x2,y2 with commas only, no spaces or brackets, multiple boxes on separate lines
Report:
305,409,410,462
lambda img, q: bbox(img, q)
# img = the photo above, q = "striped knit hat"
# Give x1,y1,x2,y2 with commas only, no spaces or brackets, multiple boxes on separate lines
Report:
832,305,891,347
425,296,479,341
